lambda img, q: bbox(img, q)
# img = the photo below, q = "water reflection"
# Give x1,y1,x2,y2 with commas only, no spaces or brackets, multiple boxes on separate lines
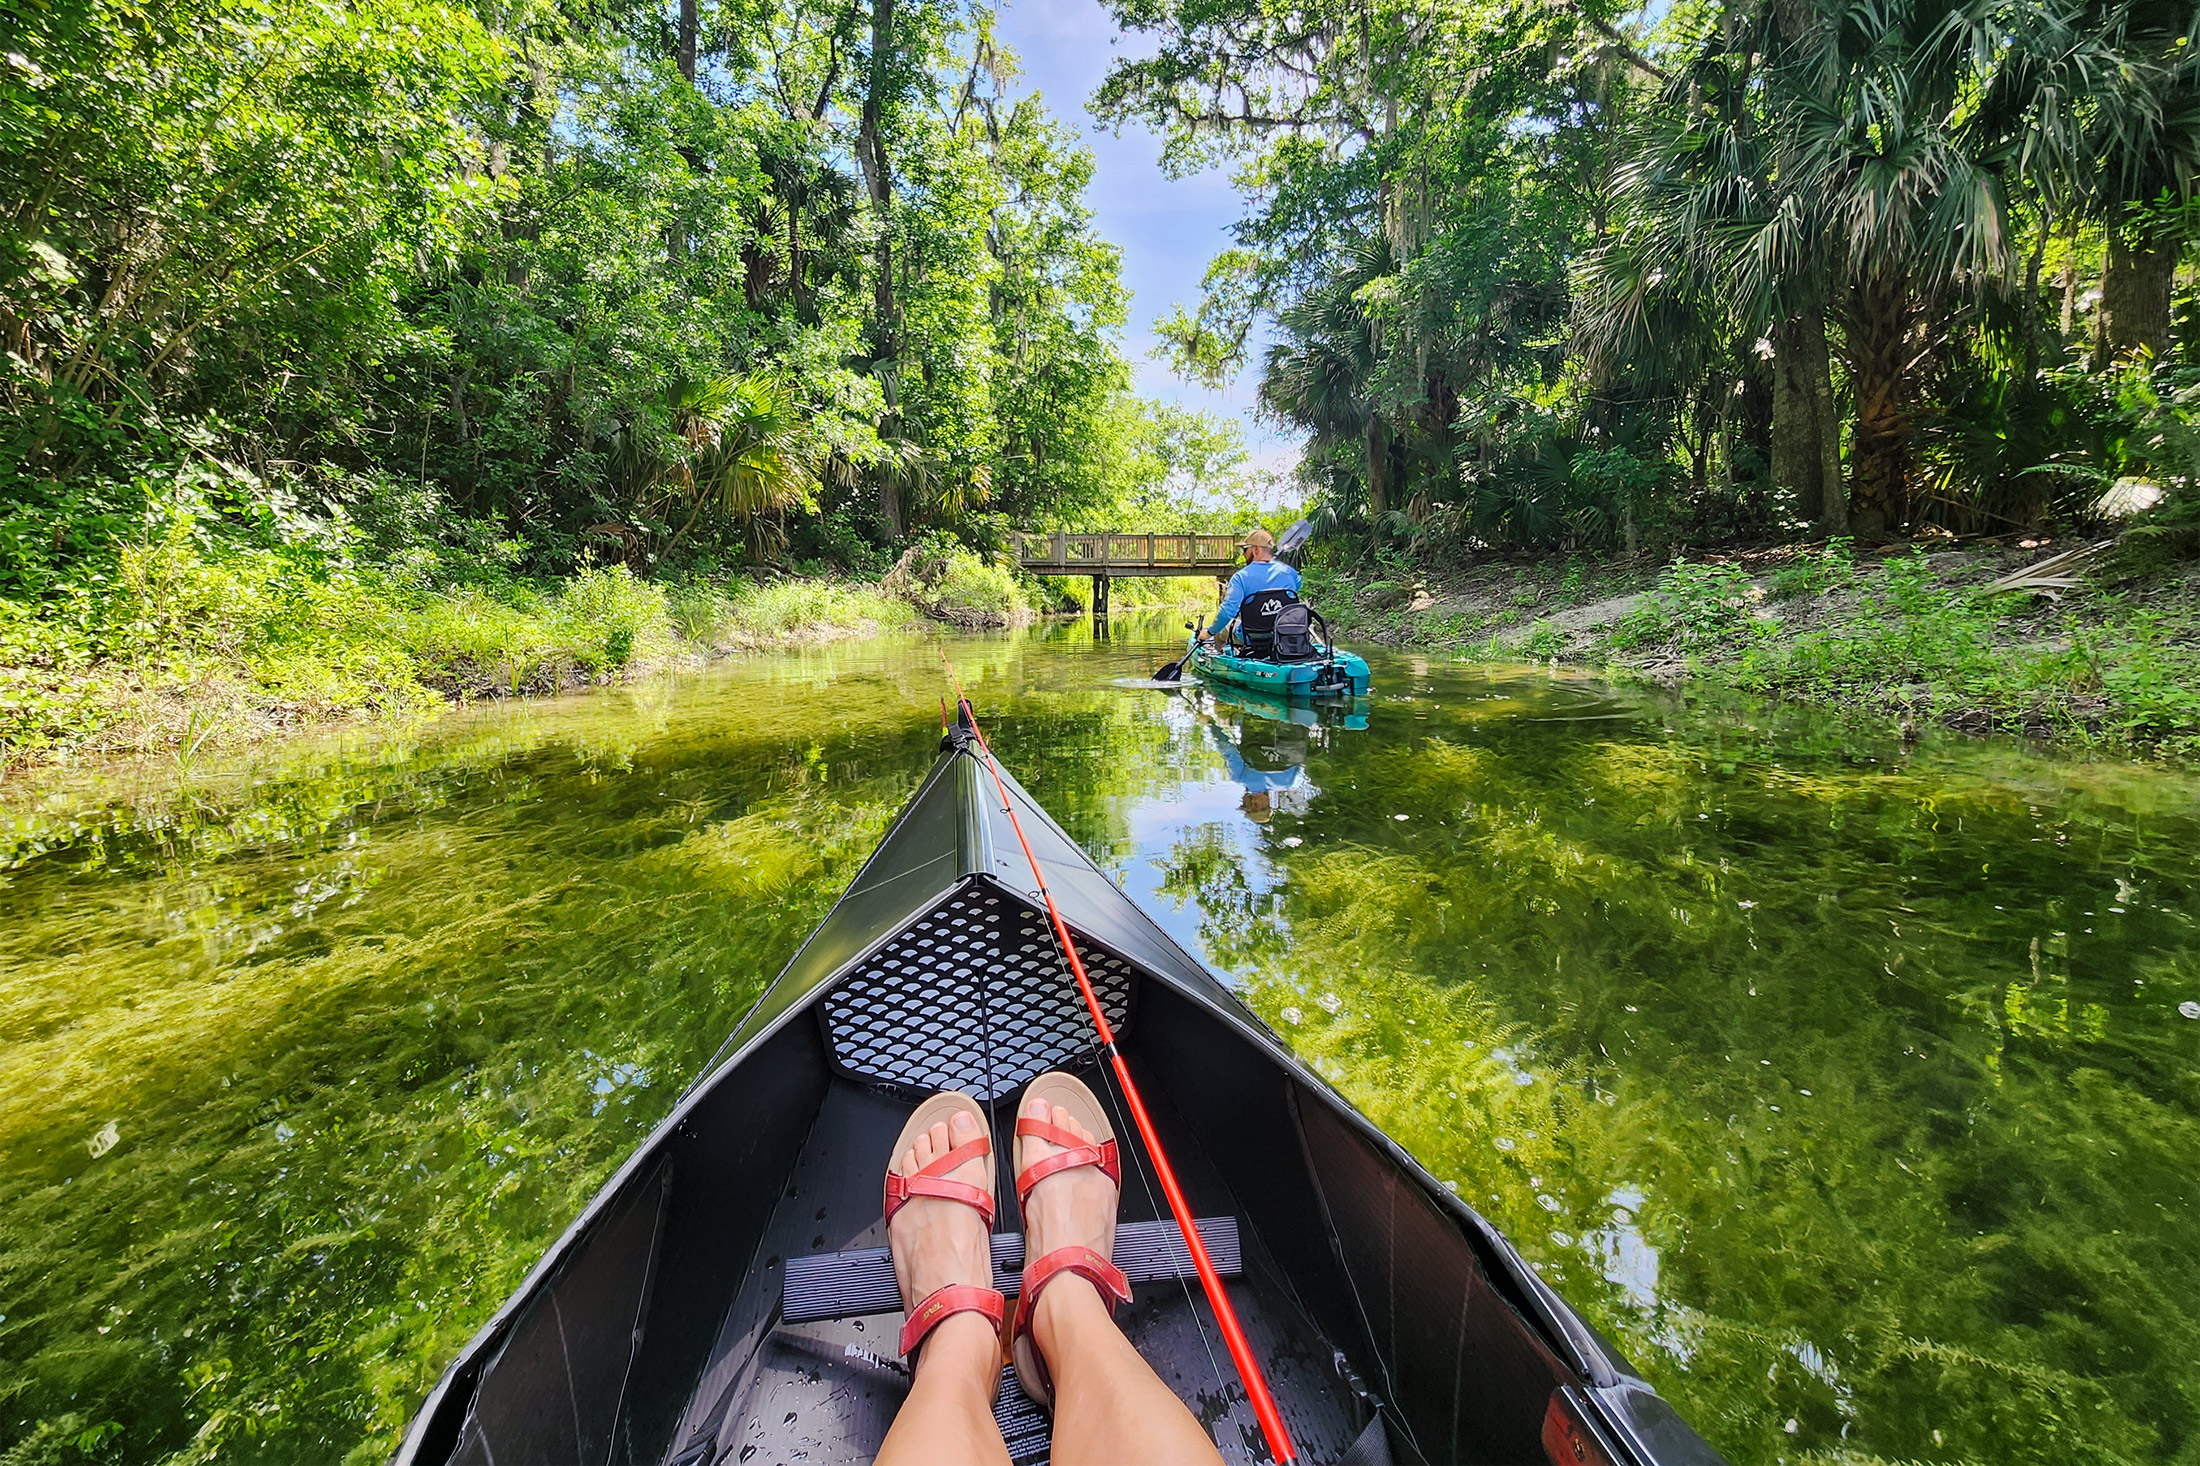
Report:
2,616,2196,1466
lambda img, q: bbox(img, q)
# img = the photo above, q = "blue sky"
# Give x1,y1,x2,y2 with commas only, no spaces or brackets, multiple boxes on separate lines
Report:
990,0,1296,475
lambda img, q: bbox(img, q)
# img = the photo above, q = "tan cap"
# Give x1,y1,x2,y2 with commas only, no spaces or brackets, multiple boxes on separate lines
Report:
1239,527,1276,550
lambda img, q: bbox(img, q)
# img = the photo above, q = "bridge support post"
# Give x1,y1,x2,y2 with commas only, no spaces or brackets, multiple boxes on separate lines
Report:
1090,574,1109,617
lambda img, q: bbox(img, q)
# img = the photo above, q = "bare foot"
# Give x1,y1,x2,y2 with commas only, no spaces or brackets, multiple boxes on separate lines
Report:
1018,1096,1119,1347
888,1108,998,1377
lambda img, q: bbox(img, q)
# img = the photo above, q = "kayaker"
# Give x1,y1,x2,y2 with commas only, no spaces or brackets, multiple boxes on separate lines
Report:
1203,527,1300,648
877,1078,1225,1466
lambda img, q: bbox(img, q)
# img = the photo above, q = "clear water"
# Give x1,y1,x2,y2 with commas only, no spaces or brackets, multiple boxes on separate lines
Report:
3,617,2196,1465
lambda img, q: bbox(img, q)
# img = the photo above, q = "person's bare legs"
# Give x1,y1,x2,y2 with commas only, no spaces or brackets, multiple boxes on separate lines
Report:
875,1108,1012,1466
1020,1094,1224,1466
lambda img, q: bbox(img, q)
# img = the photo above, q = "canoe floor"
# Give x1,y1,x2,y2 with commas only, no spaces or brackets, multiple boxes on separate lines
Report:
663,1072,1382,1466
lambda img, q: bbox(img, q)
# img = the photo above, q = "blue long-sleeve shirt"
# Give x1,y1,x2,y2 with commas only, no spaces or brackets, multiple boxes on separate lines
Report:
1211,559,1302,634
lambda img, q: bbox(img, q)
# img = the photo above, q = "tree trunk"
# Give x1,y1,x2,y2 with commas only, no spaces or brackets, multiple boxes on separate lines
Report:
1809,328,1845,536
1845,271,1910,538
878,475,904,539
1770,314,1822,523
1782,301,1846,535
857,0,903,544
2101,232,2178,362
1364,415,1389,519
677,0,698,81
858,0,898,350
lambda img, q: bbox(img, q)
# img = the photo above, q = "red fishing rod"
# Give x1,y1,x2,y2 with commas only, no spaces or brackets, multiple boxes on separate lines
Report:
939,659,1298,1465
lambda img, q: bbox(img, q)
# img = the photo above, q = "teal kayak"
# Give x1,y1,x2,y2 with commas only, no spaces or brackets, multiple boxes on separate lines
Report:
1188,638,1371,699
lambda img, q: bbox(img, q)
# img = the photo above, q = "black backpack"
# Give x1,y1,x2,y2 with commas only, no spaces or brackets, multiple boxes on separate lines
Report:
1271,602,1323,662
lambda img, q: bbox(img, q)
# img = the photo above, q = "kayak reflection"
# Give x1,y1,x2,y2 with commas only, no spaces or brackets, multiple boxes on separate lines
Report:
1191,683,1371,824
1199,680,1370,732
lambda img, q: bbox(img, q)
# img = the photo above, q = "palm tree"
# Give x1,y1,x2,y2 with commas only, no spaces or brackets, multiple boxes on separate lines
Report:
1595,0,2025,536
1259,241,1394,518
613,372,818,564
1990,0,2200,362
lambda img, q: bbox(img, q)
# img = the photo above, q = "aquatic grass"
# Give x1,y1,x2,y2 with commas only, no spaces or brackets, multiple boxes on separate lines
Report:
1181,708,2200,1466
0,736,907,1464
5,638,2200,1466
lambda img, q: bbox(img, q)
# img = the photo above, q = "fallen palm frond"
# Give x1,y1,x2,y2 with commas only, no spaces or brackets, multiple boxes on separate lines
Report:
1982,540,2114,596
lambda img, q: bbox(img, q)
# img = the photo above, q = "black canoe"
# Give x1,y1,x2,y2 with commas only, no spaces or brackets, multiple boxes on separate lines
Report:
395,721,1729,1466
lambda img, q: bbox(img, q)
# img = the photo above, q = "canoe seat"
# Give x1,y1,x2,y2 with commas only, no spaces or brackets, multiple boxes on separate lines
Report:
781,1215,1240,1324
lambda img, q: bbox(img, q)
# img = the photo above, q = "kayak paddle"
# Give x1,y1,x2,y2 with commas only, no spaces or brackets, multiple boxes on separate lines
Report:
1154,622,1199,682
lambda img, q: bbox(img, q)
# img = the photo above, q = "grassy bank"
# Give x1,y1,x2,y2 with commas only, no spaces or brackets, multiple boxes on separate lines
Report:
0,530,1047,771
1309,540,2200,753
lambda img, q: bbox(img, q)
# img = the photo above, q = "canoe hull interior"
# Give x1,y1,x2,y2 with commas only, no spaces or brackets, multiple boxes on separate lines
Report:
396,737,1724,1466
1191,644,1373,700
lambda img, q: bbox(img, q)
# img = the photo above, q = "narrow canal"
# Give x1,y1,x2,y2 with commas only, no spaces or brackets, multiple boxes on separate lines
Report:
3,617,2195,1465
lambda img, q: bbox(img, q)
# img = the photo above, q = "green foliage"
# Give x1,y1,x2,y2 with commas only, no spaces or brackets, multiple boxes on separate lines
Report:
668,576,920,646
1605,550,2200,749
883,532,1030,627
2113,361,2200,550
1768,540,1860,601
1611,561,1777,655
0,0,1256,759
1101,0,2200,556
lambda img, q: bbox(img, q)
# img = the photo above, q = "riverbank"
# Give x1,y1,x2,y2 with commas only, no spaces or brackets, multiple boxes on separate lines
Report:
0,540,1040,773
1310,538,2200,752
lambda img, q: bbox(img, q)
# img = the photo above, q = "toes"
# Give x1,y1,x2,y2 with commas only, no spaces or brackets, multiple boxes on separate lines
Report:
946,1108,979,1170
1049,1100,1091,1146
903,1118,949,1177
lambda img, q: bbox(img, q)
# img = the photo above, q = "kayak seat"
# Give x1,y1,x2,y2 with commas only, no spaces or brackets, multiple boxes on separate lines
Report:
1231,598,1330,663
1232,587,1296,659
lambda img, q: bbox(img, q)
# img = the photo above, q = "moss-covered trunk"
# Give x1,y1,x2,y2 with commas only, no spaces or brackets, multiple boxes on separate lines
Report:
2100,232,2179,362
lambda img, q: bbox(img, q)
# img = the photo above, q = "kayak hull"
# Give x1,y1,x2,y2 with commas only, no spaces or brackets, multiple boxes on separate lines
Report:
1189,642,1372,699
395,726,1725,1466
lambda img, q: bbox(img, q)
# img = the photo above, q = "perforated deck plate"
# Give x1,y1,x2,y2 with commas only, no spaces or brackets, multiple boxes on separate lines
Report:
993,1368,1049,1466
782,1215,1241,1324
818,884,1135,1100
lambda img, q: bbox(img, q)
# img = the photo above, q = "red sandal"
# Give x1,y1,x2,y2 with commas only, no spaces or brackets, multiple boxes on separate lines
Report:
883,1091,1006,1365
1008,1071,1130,1410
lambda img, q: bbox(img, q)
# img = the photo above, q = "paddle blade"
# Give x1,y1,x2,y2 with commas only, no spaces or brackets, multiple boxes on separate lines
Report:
1153,659,1183,682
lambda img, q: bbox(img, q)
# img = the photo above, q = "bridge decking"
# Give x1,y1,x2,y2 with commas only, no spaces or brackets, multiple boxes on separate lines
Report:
1010,530,1239,578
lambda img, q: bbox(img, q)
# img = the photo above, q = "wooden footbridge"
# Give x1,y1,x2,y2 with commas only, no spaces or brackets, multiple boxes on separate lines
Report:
1009,530,1241,613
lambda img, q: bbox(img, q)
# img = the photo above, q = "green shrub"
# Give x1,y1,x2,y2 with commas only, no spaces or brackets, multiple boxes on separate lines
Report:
1767,539,1858,601
884,534,1030,627
1049,575,1212,612
1608,561,1772,654
1521,619,1566,658
548,565,673,672
710,577,918,643
933,553,1027,624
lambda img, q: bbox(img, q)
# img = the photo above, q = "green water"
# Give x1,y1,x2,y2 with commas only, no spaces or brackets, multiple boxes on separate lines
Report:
3,620,2197,1466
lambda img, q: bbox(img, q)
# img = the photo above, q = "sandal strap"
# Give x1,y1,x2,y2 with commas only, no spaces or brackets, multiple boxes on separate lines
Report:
884,1135,996,1225
1013,1120,1119,1204
899,1283,1006,1359
1011,1245,1132,1358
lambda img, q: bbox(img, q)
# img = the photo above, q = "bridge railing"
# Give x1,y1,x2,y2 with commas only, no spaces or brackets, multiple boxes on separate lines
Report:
1009,530,1241,574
